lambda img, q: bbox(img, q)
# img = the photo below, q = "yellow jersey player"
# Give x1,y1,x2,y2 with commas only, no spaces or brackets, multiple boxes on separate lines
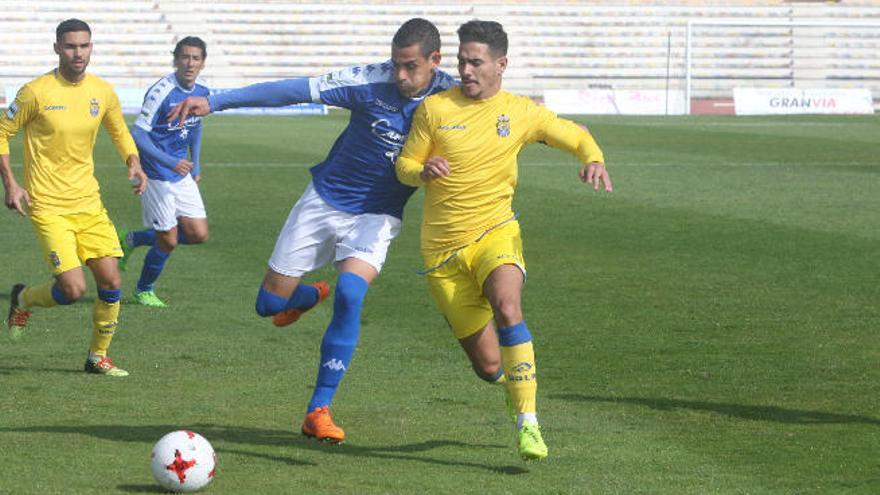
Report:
396,20,612,460
0,19,147,376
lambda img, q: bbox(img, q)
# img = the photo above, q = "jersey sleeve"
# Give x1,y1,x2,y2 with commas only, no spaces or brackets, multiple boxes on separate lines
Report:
309,64,379,109
190,122,203,177
134,81,166,132
0,85,39,155
208,78,312,111
395,100,435,187
131,126,178,171
527,102,604,165
103,88,139,161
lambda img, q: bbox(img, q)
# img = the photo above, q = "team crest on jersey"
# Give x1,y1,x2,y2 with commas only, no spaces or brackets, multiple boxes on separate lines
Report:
496,114,510,137
89,98,99,117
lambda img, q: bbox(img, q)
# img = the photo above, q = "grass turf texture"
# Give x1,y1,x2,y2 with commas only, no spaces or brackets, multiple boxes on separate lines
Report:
1,113,877,494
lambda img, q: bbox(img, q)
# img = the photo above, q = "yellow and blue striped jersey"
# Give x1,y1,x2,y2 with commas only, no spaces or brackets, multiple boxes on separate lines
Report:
0,70,137,214
396,87,604,254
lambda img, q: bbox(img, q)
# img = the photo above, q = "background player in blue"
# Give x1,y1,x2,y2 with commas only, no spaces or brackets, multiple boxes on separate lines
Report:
169,18,456,443
120,37,210,308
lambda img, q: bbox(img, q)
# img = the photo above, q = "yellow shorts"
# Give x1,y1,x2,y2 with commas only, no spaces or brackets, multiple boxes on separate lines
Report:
423,220,526,340
29,209,123,275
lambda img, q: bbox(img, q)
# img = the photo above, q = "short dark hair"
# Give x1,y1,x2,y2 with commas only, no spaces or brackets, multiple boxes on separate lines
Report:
173,36,207,59
392,18,441,58
56,19,91,42
457,20,508,58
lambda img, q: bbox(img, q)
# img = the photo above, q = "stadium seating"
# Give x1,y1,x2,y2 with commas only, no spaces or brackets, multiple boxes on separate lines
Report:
1,0,878,105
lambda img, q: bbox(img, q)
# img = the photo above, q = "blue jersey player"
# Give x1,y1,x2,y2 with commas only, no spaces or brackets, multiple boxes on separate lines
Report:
168,18,456,443
120,37,211,308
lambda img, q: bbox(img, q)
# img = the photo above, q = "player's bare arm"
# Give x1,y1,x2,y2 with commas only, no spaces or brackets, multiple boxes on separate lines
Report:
421,156,451,182
580,162,613,192
0,154,31,215
167,96,210,126
126,154,148,195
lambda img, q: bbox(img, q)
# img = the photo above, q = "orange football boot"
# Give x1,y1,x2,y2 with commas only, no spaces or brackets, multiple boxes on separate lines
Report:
301,406,345,443
272,281,331,327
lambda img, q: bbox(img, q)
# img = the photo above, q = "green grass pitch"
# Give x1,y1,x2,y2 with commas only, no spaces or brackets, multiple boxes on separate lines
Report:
0,113,877,493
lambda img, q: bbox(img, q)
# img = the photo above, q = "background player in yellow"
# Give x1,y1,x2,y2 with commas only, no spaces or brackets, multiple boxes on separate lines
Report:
396,20,613,460
0,18,147,376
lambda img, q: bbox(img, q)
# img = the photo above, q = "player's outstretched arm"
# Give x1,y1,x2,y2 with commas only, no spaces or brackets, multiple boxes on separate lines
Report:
0,154,30,215
167,96,210,125
170,78,312,125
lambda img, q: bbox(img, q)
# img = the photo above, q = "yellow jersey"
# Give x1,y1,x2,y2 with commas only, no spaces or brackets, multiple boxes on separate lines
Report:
0,70,137,214
396,87,604,254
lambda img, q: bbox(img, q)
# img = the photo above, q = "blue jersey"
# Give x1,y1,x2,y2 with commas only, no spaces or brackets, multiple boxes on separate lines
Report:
209,62,456,218
134,73,209,182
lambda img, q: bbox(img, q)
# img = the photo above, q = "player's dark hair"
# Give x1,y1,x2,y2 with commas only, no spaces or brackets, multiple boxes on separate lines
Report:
56,19,91,42
457,20,508,58
392,18,441,58
173,36,207,59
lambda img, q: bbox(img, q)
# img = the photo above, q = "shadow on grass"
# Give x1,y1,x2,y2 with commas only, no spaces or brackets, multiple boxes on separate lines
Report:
553,394,880,425
116,485,166,493
0,365,82,374
0,423,528,475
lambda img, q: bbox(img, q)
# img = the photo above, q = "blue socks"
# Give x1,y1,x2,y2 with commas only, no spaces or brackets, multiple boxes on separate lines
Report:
307,272,368,412
498,321,532,347
129,229,190,248
51,285,74,305
137,246,170,292
97,288,122,304
130,229,157,248
255,283,320,317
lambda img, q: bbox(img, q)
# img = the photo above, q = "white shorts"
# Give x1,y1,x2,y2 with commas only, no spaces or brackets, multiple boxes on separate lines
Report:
140,175,207,232
268,182,402,277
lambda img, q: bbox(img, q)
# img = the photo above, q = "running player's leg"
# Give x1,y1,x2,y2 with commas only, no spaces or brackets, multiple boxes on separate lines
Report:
301,210,398,442
9,214,83,338
133,178,180,306
256,183,334,324
177,216,208,245
174,176,208,246
84,256,127,376
79,211,128,376
477,224,546,460
301,258,375,443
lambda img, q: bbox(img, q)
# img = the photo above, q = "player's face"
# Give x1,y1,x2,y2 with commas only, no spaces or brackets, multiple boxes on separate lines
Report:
457,42,507,100
174,45,206,89
54,31,92,82
391,43,441,98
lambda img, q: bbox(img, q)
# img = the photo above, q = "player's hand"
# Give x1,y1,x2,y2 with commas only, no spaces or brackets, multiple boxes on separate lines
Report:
4,183,31,216
127,155,148,195
420,156,450,182
579,162,612,192
167,96,210,126
193,174,201,183
174,159,194,176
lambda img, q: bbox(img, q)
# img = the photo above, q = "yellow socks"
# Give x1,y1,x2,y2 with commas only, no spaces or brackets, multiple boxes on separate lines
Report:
20,282,58,309
90,297,120,356
498,322,537,416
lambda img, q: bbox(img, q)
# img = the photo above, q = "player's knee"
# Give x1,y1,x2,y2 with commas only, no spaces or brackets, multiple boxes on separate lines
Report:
472,361,503,382
189,231,208,244
334,273,369,311
255,286,286,317
57,280,87,302
491,299,522,327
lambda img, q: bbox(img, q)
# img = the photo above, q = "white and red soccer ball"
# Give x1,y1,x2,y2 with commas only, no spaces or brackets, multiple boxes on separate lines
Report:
151,430,216,492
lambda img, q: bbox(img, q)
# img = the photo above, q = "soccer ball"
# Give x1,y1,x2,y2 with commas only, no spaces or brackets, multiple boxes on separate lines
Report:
150,430,216,493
